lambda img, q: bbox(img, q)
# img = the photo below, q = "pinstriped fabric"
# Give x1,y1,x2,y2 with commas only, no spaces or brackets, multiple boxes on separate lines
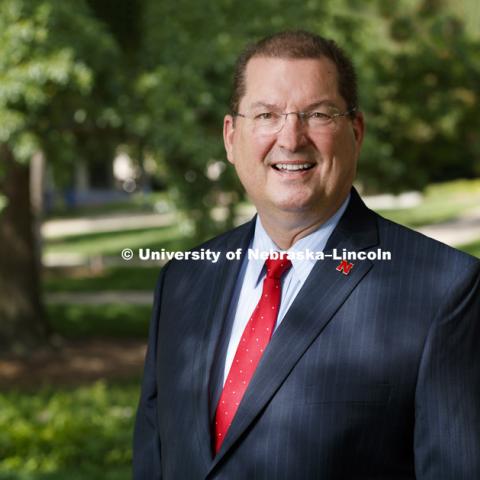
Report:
222,199,348,386
133,188,480,480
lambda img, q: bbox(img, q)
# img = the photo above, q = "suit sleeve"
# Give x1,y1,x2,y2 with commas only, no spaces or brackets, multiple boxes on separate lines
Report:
414,260,480,479
133,265,169,480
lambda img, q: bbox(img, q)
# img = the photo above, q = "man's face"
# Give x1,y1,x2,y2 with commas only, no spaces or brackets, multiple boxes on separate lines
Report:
224,56,364,224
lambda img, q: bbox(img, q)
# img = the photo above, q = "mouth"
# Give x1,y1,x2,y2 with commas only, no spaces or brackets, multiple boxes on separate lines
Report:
271,162,315,173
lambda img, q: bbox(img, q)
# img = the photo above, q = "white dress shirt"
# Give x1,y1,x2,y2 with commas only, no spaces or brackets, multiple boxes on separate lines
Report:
223,195,350,384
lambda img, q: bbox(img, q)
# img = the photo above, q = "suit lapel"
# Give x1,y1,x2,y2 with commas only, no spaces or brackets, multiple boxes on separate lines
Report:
208,189,379,472
190,219,255,471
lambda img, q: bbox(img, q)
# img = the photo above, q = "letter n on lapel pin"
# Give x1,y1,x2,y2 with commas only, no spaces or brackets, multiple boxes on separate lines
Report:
336,259,354,275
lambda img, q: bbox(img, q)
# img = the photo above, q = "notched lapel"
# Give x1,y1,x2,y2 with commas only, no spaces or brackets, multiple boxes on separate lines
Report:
209,189,379,472
190,219,255,471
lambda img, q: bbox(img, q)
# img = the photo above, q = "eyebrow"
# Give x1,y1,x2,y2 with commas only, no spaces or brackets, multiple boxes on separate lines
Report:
248,100,340,111
248,102,281,110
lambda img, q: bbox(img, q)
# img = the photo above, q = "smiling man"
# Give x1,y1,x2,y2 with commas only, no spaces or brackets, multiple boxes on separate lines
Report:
223,54,363,249
133,31,480,480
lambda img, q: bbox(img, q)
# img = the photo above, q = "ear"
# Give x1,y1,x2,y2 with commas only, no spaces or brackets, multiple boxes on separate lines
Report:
351,111,365,154
223,114,236,165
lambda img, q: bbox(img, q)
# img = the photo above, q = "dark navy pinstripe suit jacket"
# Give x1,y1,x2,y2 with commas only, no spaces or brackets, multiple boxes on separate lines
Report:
133,189,480,479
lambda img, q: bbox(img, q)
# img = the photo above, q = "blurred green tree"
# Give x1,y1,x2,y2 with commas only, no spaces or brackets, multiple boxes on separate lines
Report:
1,0,478,352
0,0,122,352
138,0,479,226
359,0,480,192
139,0,375,239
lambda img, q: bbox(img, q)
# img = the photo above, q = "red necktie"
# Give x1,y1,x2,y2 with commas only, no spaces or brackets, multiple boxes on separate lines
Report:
214,256,292,454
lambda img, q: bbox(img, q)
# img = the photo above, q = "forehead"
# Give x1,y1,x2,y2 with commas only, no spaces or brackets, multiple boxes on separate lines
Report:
241,56,342,109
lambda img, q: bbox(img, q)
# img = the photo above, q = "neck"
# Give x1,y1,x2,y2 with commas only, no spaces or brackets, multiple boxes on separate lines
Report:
257,196,348,250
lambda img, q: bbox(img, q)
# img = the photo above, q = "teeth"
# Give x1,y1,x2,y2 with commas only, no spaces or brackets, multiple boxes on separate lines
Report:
275,163,312,171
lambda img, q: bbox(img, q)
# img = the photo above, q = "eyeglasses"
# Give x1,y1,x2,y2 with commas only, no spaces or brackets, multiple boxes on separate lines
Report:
233,107,356,136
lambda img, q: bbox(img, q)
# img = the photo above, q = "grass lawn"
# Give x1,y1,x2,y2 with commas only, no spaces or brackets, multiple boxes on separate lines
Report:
0,380,139,480
45,192,171,220
47,304,152,338
44,224,193,257
44,266,160,293
375,179,480,227
459,239,480,258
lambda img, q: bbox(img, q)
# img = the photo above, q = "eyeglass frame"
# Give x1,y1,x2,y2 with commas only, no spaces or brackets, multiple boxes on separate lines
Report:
232,107,357,134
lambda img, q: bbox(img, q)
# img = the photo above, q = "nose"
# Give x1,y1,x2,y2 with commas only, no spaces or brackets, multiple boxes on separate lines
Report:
276,113,308,151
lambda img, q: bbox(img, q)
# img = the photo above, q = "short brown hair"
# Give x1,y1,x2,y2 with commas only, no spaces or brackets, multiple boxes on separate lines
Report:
230,30,358,115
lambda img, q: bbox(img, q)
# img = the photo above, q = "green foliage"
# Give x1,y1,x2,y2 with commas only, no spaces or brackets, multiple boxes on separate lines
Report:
0,381,138,479
139,0,375,240
2,0,478,238
136,0,480,236
0,0,121,175
359,2,480,192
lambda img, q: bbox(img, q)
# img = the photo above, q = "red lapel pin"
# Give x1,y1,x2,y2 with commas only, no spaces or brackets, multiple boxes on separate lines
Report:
336,259,354,275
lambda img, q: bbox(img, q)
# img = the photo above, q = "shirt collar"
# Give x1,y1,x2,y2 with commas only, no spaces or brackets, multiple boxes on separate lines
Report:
249,194,351,286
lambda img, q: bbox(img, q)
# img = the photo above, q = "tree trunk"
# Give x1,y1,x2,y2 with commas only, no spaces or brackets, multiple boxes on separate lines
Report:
0,144,50,355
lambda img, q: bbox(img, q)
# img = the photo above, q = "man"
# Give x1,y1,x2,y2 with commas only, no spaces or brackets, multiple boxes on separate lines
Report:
133,31,480,479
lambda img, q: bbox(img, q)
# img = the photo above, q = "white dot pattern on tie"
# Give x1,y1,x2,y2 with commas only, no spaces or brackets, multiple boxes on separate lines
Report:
213,256,292,454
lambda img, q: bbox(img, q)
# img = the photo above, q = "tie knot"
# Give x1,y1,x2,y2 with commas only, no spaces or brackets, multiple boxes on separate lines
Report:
265,256,292,279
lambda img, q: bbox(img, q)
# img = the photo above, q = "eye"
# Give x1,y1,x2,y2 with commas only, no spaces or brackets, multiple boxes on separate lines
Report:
309,111,331,120
255,112,274,120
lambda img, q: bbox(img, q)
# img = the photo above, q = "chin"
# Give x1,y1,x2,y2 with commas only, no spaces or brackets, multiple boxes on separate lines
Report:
272,196,318,214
